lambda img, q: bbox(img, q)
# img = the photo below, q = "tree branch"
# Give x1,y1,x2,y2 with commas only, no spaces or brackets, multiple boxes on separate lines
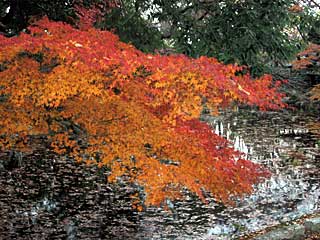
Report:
308,0,320,9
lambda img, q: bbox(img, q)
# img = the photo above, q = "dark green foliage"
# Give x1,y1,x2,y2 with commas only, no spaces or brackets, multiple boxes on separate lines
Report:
0,0,78,36
131,0,319,75
307,18,320,44
96,1,163,53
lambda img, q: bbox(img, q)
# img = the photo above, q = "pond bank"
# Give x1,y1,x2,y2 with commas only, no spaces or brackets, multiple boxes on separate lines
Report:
239,213,320,240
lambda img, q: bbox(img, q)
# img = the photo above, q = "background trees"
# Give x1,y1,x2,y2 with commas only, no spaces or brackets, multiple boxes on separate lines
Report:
101,0,320,75
0,0,78,35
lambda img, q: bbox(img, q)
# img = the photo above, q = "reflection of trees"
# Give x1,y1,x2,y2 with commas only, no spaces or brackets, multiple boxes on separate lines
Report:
292,41,320,139
308,122,320,139
0,151,141,239
309,83,320,140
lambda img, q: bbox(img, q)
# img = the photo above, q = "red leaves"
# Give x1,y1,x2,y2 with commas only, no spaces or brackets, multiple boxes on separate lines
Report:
74,5,101,31
174,118,229,157
167,118,270,203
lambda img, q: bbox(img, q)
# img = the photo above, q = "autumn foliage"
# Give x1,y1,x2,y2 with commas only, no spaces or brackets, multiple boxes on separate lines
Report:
292,43,320,103
292,43,320,70
0,17,286,206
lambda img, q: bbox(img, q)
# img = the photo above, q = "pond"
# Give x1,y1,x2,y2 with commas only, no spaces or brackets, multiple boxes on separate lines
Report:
0,108,319,239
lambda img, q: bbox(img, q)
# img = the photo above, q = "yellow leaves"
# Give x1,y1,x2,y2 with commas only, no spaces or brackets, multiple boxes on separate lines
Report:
16,64,108,108
144,70,210,122
14,123,28,133
83,85,103,97
0,58,40,106
308,122,320,137
50,121,62,132
69,40,84,48
237,84,251,95
181,72,201,87
131,193,144,212
168,94,202,121
154,80,168,88
50,133,78,155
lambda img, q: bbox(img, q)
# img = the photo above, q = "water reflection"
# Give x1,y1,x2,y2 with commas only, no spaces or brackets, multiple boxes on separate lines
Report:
201,109,320,239
0,152,142,239
0,109,319,239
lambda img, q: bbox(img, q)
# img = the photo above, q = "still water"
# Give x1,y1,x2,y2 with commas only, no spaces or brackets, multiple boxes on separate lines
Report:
0,108,319,239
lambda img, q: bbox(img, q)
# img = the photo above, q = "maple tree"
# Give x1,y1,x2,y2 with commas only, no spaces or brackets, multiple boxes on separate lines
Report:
0,16,287,207
292,43,320,100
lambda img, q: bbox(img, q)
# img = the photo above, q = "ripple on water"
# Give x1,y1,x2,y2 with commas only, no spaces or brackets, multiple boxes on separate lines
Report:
201,109,320,238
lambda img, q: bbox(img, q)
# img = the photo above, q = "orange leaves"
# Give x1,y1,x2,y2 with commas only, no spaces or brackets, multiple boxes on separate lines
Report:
0,17,285,206
292,43,320,70
308,122,320,138
289,4,303,13
50,133,77,154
